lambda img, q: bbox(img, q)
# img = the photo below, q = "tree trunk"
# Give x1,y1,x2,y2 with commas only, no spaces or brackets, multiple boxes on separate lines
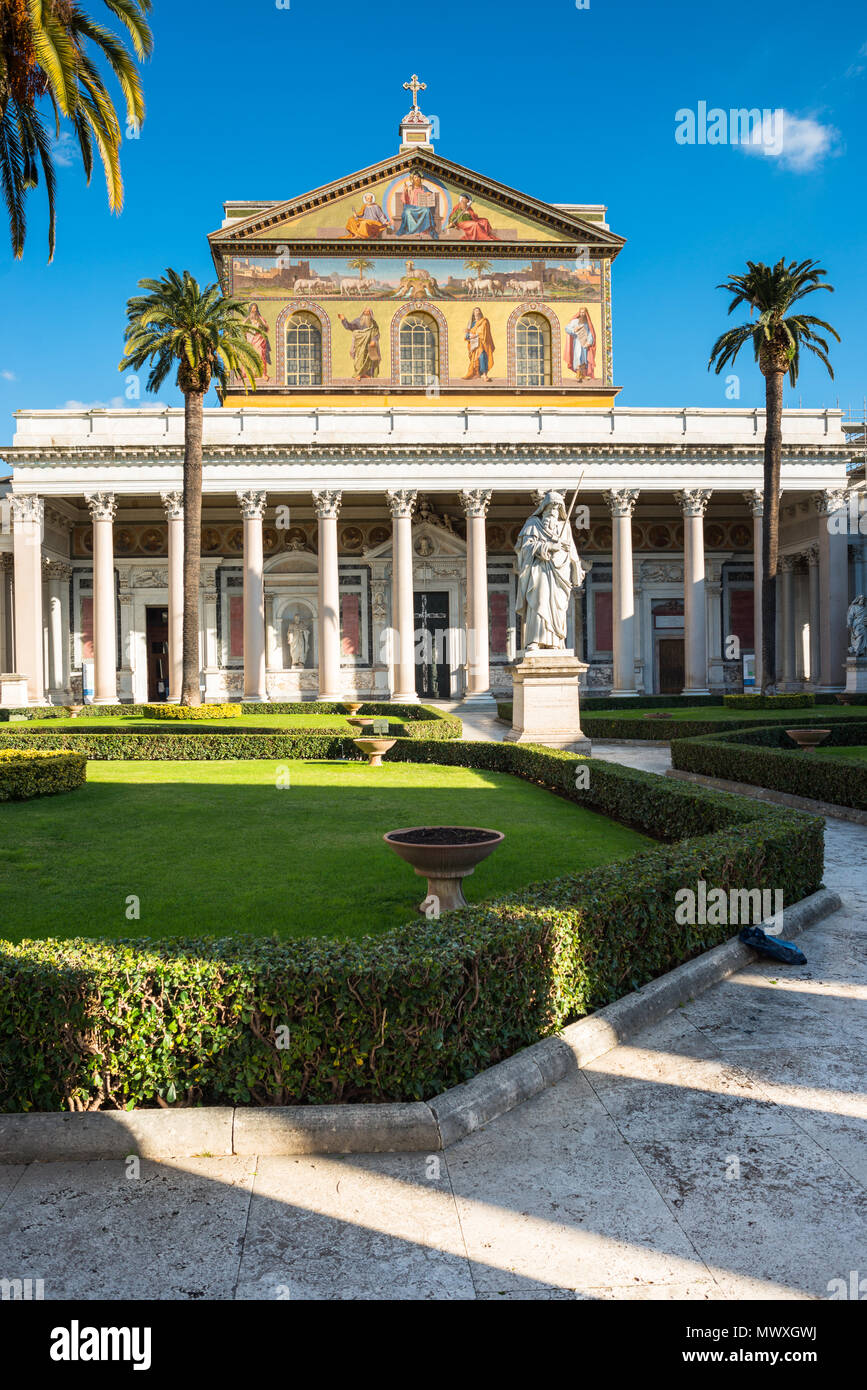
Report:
761,369,784,694
181,391,204,705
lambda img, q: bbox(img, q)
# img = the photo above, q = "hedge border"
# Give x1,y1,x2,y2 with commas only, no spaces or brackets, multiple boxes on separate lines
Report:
0,739,823,1113
0,702,461,754
581,713,867,741
671,720,867,811
0,887,840,1159
0,749,87,801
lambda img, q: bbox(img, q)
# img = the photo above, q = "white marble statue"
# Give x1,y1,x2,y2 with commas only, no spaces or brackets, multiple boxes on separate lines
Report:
288,613,310,668
515,490,585,653
847,594,867,657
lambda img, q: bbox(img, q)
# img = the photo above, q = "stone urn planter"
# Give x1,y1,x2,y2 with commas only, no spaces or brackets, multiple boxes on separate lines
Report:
352,736,396,767
383,826,505,913
342,701,364,717
786,728,831,753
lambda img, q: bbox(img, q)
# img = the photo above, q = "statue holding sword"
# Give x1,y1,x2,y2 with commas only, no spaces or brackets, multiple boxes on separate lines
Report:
515,480,586,653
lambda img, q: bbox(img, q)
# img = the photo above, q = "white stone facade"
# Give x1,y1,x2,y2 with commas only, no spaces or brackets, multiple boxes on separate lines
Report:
0,405,858,706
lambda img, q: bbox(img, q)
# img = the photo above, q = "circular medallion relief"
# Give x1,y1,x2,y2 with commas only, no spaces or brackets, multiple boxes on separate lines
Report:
341,526,364,551
140,527,164,554
593,523,613,551
202,528,222,553
647,523,671,549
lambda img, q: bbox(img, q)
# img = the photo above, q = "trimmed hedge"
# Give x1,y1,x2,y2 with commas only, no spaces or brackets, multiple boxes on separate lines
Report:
141,703,242,720
672,721,867,811
580,713,867,742
723,693,815,709
0,701,460,747
0,740,823,1111
0,748,86,801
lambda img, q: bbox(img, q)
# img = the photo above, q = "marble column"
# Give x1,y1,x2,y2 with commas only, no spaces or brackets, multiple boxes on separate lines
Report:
779,555,797,689
744,489,763,689
806,544,821,686
675,489,712,695
237,490,267,702
386,489,419,702
813,488,849,691
312,489,342,701
11,495,45,703
161,491,184,702
1,555,14,673
85,493,118,704
460,488,494,704
46,563,70,698
603,489,640,696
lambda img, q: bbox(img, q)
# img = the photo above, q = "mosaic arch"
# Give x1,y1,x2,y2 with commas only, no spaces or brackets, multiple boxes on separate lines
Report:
505,303,563,388
389,301,450,388
274,301,334,387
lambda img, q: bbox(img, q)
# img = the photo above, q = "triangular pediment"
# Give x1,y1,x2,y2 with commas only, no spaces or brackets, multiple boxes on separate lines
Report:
209,152,624,272
364,515,467,561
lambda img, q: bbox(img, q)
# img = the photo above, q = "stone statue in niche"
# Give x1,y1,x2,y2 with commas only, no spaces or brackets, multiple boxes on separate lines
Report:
515,491,585,652
287,613,311,668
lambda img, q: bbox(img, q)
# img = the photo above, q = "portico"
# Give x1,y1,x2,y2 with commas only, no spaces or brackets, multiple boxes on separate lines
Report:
1,405,854,707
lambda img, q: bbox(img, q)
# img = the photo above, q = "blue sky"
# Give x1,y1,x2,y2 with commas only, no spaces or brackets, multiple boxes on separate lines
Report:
1,0,865,439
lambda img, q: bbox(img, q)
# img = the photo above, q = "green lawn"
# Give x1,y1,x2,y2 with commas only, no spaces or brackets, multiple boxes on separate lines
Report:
584,705,863,723
812,745,867,763
1,760,653,943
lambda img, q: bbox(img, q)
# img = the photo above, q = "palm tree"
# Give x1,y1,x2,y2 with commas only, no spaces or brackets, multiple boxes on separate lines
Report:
709,259,838,693
464,255,493,291
348,255,373,282
0,0,152,260
119,270,263,704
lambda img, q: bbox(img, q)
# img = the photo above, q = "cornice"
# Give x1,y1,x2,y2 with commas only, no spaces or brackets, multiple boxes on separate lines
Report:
8,443,853,466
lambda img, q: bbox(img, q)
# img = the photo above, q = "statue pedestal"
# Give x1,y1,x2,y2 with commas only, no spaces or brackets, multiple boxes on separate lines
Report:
504,653,591,754
845,656,867,694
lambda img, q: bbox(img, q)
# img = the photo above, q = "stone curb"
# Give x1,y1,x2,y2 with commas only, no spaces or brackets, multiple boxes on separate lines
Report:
0,889,840,1163
667,767,867,825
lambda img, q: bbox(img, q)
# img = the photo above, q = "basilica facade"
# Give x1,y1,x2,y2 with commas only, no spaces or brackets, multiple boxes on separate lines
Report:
0,93,859,708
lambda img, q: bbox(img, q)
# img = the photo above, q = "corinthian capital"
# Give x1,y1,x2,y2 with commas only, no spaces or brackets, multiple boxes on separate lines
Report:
743,489,763,518
85,492,117,523
10,494,44,525
386,488,418,520
161,490,184,520
236,489,267,521
674,488,713,518
603,488,640,518
312,489,342,520
813,488,848,516
460,488,492,519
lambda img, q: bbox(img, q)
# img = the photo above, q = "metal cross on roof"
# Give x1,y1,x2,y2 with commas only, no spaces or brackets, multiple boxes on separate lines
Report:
403,74,426,110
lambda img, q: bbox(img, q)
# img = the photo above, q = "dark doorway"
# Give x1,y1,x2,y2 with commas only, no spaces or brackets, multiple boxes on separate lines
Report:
658,638,685,695
146,606,169,702
413,591,450,699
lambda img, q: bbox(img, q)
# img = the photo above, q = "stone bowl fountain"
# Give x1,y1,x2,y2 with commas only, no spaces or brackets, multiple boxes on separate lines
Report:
342,701,364,717
383,826,505,913
346,715,376,731
352,736,396,767
786,728,832,753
